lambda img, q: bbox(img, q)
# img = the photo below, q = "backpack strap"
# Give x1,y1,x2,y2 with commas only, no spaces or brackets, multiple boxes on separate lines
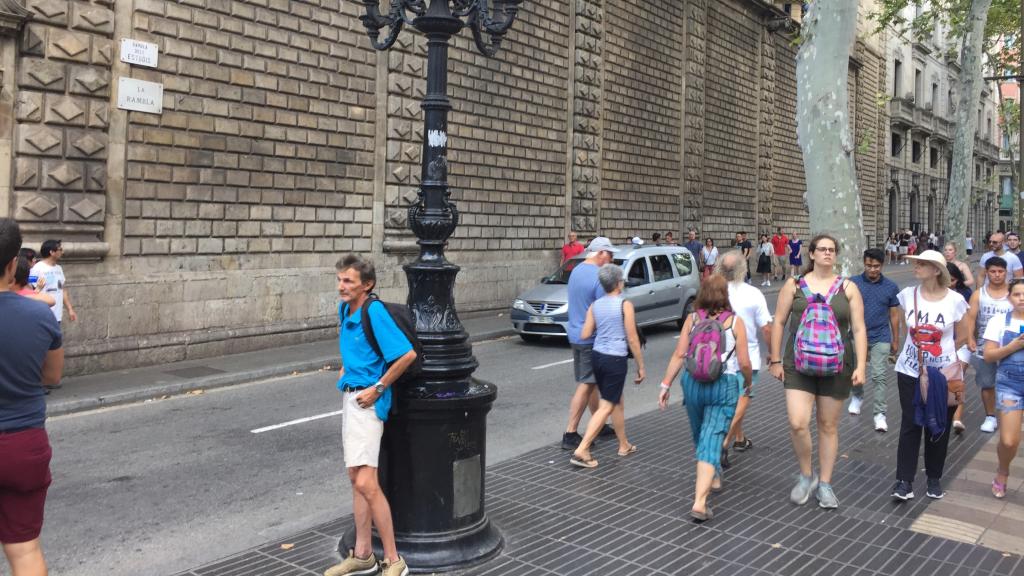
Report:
797,276,815,300
359,294,386,361
823,276,846,303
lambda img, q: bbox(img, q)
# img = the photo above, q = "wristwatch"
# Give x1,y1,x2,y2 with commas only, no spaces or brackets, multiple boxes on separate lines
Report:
374,382,386,394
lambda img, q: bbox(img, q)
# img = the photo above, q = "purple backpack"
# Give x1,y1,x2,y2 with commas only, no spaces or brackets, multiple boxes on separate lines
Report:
684,310,735,383
793,276,846,376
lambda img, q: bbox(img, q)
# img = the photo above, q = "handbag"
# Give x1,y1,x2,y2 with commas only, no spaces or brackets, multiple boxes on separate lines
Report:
913,288,963,407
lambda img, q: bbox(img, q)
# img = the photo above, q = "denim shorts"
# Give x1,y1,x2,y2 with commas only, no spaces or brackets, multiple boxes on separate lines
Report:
995,365,1024,413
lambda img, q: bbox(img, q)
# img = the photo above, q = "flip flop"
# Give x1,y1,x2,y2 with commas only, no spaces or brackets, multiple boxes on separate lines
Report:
993,478,1007,499
617,445,638,457
690,505,713,522
570,455,598,468
711,480,723,493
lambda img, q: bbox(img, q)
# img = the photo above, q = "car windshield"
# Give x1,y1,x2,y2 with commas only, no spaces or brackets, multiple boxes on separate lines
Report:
545,258,626,284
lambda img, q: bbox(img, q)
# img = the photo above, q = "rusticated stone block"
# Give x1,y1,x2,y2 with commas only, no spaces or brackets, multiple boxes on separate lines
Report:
17,124,63,156
18,58,66,92
71,2,114,34
15,191,61,221
44,95,87,125
47,29,92,62
63,193,105,222
16,91,43,122
40,159,85,190
14,158,39,188
68,65,110,96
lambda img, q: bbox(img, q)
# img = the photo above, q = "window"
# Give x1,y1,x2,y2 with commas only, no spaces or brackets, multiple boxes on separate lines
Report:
929,147,938,168
914,69,922,102
987,116,992,139
649,255,674,282
672,253,693,276
912,141,922,163
891,132,903,157
627,259,650,286
931,83,939,110
976,164,982,179
948,89,954,115
893,59,902,98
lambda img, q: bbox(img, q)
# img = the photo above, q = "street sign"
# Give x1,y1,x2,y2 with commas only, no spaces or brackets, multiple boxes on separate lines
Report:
117,78,163,114
119,39,158,68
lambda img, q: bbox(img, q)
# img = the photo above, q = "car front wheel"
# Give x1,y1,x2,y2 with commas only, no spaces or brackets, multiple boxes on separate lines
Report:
677,298,694,329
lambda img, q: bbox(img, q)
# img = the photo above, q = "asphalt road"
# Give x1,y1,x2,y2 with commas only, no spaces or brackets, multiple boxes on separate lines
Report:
42,265,919,576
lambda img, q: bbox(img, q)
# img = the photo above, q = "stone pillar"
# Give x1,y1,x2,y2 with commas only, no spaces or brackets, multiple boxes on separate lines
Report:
382,32,425,255
0,0,32,219
570,0,601,236
682,0,706,230
757,26,776,232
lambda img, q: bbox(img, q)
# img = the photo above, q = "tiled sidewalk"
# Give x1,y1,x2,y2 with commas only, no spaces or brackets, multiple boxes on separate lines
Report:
176,373,1022,576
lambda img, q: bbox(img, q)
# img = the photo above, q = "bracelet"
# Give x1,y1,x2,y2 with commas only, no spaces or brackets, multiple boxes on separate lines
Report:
659,382,671,390
769,360,782,366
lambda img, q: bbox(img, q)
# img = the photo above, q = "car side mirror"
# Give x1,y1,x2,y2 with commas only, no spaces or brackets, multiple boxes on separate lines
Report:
540,277,548,284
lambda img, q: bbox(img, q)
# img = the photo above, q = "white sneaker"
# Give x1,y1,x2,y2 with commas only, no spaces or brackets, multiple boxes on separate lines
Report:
980,415,998,433
766,281,771,287
874,413,888,432
848,397,862,415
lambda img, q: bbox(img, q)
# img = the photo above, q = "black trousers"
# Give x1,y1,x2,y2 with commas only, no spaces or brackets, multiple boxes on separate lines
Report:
896,372,958,483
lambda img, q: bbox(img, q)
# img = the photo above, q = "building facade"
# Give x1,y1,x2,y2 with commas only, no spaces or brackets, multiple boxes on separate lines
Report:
0,0,889,374
884,6,1002,242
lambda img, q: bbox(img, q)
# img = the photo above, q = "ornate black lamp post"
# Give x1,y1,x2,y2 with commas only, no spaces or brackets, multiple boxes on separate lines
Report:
342,0,522,572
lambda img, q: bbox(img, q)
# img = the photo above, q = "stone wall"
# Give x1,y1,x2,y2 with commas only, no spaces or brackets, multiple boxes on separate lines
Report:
0,0,890,375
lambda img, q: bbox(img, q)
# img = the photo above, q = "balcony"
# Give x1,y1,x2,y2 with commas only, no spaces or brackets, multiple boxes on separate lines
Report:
889,98,915,129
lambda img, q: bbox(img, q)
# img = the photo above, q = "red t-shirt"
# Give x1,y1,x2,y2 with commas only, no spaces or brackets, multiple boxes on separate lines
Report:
561,242,584,262
771,234,788,256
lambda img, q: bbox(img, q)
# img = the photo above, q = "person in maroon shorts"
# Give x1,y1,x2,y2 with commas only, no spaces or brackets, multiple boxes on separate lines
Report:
0,218,63,576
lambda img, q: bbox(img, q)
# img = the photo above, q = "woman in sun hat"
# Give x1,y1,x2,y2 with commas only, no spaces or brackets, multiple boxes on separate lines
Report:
890,250,969,502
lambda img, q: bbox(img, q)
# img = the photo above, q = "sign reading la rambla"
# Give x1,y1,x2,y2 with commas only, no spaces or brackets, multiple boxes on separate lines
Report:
117,77,163,114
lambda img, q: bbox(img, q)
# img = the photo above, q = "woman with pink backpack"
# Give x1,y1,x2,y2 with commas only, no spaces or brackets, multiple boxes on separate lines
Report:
768,234,868,510
658,274,753,522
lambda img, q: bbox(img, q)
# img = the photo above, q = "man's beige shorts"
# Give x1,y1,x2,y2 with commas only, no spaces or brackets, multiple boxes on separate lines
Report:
342,390,383,469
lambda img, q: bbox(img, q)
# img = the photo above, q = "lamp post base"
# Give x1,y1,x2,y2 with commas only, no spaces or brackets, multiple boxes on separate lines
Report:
340,379,503,574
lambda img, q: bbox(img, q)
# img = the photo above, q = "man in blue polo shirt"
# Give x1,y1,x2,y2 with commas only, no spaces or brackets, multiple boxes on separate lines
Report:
849,248,900,432
326,255,417,576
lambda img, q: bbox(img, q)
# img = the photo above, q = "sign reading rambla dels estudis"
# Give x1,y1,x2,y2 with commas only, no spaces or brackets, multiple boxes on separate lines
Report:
120,39,159,67
117,77,163,114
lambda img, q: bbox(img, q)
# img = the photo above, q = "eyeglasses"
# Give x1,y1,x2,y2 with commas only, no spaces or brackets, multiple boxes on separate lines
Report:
814,247,836,253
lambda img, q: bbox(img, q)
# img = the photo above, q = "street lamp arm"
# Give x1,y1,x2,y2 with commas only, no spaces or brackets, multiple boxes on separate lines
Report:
468,0,521,57
358,0,418,50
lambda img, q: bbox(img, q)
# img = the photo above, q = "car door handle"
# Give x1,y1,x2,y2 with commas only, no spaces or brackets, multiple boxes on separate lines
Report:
648,290,655,295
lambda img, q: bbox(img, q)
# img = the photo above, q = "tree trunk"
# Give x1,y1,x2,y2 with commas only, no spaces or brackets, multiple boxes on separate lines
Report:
796,0,865,276
946,0,994,248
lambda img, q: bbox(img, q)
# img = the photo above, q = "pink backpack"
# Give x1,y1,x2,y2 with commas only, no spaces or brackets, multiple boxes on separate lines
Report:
684,310,735,383
793,276,846,376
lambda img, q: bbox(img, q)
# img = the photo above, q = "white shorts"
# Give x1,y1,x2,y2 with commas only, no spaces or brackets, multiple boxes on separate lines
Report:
342,390,383,468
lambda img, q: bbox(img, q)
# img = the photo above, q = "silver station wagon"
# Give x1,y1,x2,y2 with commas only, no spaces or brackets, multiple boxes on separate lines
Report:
510,244,701,342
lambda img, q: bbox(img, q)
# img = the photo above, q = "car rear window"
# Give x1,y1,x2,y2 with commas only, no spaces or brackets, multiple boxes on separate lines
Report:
672,252,693,276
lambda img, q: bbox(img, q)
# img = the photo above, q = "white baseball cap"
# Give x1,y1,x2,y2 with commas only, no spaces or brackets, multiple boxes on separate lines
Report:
631,237,644,246
586,236,619,254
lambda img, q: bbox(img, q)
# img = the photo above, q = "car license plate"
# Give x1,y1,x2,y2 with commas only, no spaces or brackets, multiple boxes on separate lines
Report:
529,316,554,324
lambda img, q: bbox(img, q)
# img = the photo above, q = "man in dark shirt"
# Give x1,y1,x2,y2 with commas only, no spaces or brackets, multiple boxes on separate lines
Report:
736,231,753,282
683,230,703,268
849,248,900,432
0,218,63,576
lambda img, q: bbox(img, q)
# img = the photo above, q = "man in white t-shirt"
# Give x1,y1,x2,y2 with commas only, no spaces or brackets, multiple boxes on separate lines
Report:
716,250,772,467
29,239,75,326
979,232,1024,282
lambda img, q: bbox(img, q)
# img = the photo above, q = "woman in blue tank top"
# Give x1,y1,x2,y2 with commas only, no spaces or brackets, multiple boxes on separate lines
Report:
982,279,1024,499
570,264,646,469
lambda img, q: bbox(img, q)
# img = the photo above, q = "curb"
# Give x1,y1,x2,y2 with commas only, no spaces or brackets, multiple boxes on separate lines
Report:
47,326,517,417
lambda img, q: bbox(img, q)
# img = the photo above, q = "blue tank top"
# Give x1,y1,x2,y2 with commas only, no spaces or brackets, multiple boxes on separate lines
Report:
592,295,628,357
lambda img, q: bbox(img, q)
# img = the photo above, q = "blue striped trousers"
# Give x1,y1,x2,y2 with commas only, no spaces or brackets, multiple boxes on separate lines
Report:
681,371,741,471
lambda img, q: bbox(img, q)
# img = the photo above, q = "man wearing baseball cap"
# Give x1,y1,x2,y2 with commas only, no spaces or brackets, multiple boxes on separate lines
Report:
562,237,619,450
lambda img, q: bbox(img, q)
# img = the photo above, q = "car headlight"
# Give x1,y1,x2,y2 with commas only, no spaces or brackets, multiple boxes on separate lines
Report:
513,299,528,311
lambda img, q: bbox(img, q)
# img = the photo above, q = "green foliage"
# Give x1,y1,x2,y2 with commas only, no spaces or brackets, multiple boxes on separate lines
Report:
871,0,1019,49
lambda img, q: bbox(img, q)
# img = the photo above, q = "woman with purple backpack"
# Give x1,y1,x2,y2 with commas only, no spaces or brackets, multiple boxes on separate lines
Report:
768,234,867,510
658,274,753,522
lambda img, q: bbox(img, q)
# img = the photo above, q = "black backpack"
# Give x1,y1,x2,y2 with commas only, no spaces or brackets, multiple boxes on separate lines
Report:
359,293,424,385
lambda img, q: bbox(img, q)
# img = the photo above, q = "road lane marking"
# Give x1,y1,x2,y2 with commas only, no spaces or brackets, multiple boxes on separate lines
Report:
532,358,574,370
250,409,345,434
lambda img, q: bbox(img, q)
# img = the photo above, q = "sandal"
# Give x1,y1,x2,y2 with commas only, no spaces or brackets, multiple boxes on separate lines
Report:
690,505,713,522
617,445,638,457
993,471,1009,499
570,454,598,468
711,478,723,493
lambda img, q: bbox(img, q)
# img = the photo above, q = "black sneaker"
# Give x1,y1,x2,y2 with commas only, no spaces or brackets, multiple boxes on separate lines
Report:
733,438,753,452
598,424,615,438
926,478,945,499
561,432,582,450
891,480,914,501
720,448,731,470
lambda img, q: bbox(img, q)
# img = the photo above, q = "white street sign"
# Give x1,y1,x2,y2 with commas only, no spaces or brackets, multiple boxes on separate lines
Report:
117,77,163,114
120,39,159,68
